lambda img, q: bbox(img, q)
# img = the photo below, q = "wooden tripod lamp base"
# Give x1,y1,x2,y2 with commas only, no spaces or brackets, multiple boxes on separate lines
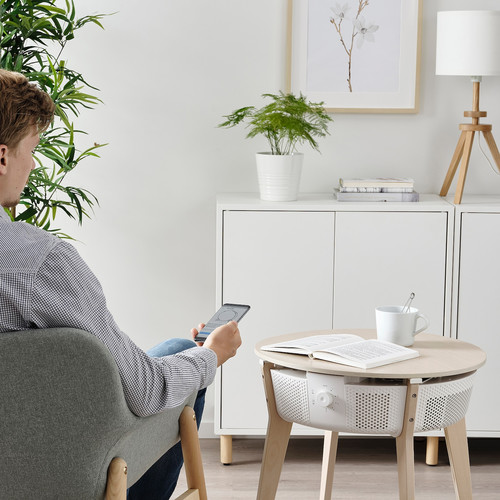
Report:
440,81,500,204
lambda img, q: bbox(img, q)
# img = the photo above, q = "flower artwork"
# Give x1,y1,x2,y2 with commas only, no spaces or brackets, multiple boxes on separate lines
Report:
303,0,402,96
329,1,380,92
289,0,421,112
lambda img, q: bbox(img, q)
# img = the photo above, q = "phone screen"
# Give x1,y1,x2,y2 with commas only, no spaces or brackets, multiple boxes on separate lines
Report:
195,303,250,343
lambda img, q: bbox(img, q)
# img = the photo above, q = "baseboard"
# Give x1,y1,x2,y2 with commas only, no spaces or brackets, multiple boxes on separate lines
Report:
199,420,216,439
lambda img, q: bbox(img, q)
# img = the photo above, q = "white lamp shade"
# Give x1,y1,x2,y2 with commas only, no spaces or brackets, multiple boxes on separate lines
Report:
436,10,500,76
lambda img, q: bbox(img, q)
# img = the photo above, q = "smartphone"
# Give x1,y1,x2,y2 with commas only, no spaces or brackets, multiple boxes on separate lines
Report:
194,303,250,343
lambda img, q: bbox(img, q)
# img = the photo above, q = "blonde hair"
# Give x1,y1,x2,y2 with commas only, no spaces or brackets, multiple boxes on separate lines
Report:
0,69,55,150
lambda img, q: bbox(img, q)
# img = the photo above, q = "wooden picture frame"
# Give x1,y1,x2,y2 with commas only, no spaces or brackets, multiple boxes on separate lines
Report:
287,0,422,113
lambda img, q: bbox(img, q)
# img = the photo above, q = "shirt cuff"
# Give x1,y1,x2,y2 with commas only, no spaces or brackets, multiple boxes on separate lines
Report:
180,346,218,389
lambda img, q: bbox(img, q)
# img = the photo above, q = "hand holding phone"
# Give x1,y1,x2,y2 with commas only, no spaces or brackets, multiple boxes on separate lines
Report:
203,320,242,366
194,303,250,343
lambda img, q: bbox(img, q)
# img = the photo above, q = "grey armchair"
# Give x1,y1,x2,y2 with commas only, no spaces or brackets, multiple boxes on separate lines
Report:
0,327,207,500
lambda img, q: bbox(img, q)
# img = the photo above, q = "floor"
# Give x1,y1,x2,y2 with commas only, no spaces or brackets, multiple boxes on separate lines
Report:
173,437,500,499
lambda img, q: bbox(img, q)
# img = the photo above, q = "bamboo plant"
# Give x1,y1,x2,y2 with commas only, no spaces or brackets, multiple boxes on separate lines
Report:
0,0,108,238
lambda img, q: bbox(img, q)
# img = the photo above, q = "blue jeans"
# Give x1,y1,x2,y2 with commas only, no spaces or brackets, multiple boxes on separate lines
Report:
127,338,206,500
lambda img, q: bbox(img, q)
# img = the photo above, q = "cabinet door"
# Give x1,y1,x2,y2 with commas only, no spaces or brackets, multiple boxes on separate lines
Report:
220,211,334,432
456,213,500,433
333,212,448,335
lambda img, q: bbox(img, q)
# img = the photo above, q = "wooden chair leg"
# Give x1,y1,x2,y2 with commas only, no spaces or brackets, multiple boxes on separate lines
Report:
179,406,207,500
105,457,128,500
175,489,201,500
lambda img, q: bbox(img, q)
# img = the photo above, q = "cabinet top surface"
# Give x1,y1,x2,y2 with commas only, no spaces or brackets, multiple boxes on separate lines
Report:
255,329,486,379
448,194,500,211
216,193,453,211
217,193,500,212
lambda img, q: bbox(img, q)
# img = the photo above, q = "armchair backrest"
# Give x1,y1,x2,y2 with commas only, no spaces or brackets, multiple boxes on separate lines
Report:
0,327,190,499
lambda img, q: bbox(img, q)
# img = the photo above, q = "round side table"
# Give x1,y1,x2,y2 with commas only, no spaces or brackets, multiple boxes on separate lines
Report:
254,329,486,500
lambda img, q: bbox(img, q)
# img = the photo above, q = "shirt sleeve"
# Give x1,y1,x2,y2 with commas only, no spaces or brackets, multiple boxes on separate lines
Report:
29,240,218,417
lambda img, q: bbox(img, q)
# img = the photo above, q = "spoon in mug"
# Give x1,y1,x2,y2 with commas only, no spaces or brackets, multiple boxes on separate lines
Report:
403,292,415,313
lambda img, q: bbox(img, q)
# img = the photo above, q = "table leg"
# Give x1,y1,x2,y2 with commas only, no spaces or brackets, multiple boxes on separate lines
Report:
257,361,293,500
395,382,419,500
444,418,472,500
319,430,339,500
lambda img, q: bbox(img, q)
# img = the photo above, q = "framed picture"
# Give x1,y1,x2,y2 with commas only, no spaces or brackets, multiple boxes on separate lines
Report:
287,0,422,113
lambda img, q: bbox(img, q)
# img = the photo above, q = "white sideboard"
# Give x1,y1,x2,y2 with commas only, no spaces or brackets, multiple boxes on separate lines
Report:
215,194,458,439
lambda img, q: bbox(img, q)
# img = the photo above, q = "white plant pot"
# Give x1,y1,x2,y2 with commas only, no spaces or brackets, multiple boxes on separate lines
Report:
256,152,304,201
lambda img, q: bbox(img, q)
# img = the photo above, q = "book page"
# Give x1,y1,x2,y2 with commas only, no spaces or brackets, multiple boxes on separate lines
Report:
318,339,418,364
261,334,363,353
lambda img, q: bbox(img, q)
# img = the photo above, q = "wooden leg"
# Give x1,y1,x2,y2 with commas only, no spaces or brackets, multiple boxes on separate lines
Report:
425,436,439,466
319,430,339,500
220,435,232,465
395,382,419,500
179,407,208,500
256,361,293,500
175,490,201,500
444,418,472,500
440,131,467,197
454,131,475,204
105,457,128,500
482,130,500,172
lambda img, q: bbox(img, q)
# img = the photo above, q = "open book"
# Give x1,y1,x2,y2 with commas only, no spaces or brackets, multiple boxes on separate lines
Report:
261,334,419,369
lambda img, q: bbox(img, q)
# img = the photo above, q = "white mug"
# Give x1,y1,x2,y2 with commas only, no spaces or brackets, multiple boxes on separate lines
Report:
375,305,429,347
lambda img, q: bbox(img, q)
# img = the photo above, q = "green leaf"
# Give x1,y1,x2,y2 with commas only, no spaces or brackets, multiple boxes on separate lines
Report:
38,4,67,15
14,206,37,221
13,53,23,71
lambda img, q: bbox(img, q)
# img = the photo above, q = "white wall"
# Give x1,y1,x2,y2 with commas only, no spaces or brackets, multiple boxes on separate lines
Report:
62,0,500,436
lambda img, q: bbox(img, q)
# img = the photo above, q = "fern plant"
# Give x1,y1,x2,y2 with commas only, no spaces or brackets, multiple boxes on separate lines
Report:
219,92,333,155
0,0,108,238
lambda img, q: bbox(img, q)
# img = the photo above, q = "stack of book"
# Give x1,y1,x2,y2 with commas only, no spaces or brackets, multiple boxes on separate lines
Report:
335,178,419,202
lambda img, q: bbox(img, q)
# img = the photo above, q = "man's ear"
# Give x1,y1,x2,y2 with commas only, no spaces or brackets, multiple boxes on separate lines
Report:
0,145,8,175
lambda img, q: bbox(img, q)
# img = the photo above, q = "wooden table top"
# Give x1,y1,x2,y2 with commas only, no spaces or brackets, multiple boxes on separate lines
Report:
255,329,487,379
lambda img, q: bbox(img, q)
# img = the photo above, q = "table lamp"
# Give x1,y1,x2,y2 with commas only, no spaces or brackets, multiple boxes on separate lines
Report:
436,10,500,204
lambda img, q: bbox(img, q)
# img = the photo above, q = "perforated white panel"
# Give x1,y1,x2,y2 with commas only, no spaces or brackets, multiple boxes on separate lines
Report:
345,385,407,436
414,372,475,433
271,369,310,424
270,369,406,435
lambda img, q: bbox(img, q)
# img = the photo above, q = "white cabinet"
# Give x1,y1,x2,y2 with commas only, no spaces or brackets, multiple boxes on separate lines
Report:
215,194,454,436
219,210,335,432
333,212,449,333
453,197,500,436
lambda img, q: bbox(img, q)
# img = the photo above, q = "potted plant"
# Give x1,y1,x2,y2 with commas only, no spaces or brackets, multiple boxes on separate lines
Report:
219,92,332,201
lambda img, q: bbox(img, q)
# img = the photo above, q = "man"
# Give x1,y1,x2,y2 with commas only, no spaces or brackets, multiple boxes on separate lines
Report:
0,69,242,498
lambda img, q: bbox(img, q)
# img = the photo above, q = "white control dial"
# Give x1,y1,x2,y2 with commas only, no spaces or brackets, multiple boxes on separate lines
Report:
316,390,334,408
